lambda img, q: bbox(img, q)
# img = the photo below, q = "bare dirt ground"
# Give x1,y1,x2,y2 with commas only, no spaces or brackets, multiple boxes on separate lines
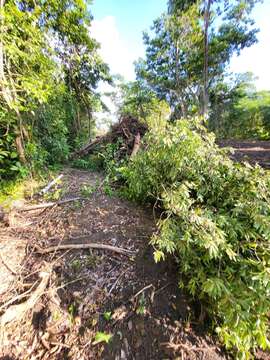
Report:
219,140,270,168
0,168,230,360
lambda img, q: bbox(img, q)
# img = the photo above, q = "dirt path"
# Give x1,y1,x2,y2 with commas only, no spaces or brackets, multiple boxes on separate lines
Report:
0,168,234,359
219,140,270,168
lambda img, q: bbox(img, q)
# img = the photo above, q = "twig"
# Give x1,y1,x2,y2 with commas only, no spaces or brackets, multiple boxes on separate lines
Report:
155,282,173,296
0,265,51,325
108,267,130,295
0,280,39,311
161,342,216,353
133,284,153,299
19,197,86,212
36,243,135,257
0,251,17,275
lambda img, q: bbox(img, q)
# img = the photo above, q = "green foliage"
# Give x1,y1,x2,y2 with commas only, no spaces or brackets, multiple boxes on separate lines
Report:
114,80,167,121
211,88,270,140
34,86,71,164
103,311,112,321
97,140,127,182
0,0,110,179
136,0,259,119
93,332,113,345
122,117,270,358
80,184,95,198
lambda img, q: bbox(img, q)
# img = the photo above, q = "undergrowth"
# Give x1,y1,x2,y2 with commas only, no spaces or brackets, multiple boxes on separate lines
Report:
121,117,270,359
0,165,62,209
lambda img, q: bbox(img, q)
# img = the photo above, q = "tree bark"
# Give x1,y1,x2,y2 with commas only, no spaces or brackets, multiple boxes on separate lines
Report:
203,0,212,120
15,133,26,163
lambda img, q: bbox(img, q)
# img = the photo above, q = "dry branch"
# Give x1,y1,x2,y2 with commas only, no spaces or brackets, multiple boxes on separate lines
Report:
70,116,148,159
19,197,85,212
39,174,63,195
0,265,51,325
36,243,135,257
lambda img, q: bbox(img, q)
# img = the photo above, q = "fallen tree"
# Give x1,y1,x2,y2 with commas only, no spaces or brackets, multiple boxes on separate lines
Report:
70,116,148,160
122,116,270,359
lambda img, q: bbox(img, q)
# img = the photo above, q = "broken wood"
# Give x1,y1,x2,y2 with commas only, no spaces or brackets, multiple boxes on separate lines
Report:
130,132,141,158
0,265,51,325
19,197,85,212
70,116,148,159
39,174,63,195
36,243,135,257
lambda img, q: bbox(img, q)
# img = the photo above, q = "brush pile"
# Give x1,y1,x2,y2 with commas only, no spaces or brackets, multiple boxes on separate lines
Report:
70,116,148,159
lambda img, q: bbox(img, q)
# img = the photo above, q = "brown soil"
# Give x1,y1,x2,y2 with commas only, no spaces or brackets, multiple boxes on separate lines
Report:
0,168,226,360
0,167,267,360
219,140,270,168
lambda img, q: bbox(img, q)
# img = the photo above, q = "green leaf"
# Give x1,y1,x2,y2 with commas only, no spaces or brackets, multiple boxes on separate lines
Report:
93,332,113,345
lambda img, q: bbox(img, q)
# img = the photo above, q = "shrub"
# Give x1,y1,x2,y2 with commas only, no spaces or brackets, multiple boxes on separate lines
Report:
122,117,270,359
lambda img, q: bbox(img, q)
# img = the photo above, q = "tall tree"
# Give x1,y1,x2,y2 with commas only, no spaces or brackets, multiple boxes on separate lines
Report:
203,0,212,118
0,0,110,166
137,0,261,119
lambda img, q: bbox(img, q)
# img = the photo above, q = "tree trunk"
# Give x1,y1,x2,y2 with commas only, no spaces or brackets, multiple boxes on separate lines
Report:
203,0,211,120
15,134,26,163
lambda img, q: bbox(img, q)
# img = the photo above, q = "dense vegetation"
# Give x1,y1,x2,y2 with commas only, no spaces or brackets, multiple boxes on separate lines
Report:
1,0,270,359
122,117,270,358
0,0,110,181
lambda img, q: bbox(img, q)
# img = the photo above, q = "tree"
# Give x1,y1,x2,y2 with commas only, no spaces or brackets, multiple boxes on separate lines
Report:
209,72,270,139
137,0,260,120
0,0,55,162
0,0,110,173
136,4,203,119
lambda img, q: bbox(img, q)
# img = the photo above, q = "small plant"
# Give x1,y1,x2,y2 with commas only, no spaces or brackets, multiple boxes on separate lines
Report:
80,184,95,198
103,181,114,197
86,253,98,268
93,331,113,345
136,295,146,315
103,311,112,321
68,303,77,324
71,259,81,272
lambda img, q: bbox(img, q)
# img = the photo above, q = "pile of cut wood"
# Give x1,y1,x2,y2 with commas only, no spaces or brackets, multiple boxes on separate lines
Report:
70,116,148,159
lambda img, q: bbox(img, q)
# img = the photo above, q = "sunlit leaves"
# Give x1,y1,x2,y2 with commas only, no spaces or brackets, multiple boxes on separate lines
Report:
123,117,270,358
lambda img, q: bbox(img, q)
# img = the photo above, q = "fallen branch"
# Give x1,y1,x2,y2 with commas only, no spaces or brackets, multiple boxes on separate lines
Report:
0,280,38,312
39,174,63,195
108,267,131,295
0,265,51,326
19,197,85,212
36,243,135,257
132,284,153,299
161,342,216,353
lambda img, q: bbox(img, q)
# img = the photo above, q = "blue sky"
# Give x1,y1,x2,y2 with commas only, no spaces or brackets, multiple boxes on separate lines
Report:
90,0,270,90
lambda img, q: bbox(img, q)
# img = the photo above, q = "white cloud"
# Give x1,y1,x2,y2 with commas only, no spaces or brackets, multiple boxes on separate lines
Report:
230,4,270,91
90,16,136,80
